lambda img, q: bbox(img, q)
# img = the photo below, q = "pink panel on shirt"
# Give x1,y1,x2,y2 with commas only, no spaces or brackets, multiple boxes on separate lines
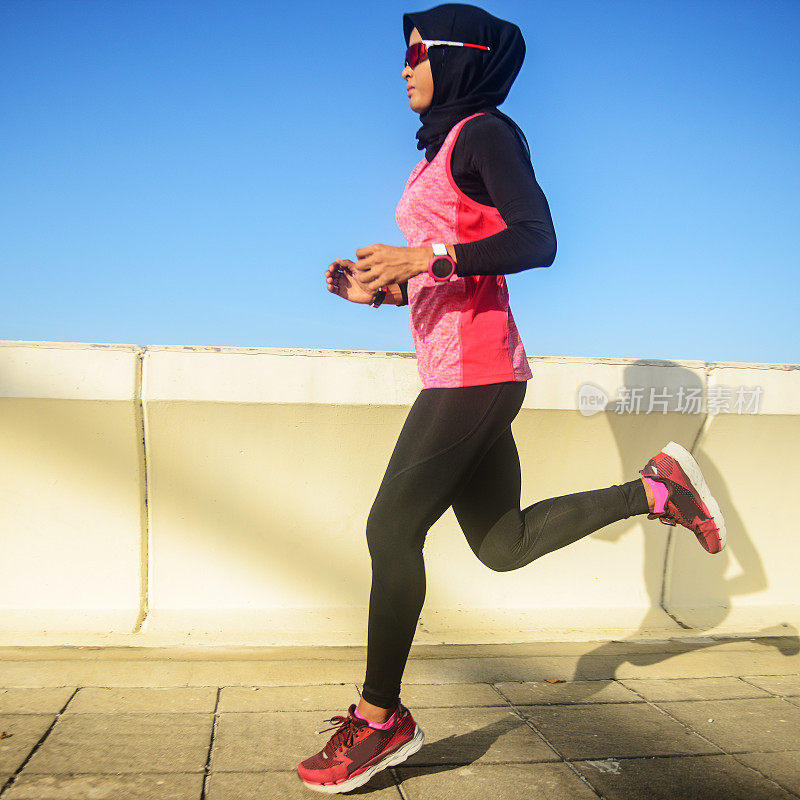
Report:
395,112,532,388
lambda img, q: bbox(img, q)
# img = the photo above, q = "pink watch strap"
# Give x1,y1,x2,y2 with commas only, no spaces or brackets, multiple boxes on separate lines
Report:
428,249,456,282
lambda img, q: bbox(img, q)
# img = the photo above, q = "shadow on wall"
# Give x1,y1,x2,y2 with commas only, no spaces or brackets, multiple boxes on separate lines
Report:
577,359,798,688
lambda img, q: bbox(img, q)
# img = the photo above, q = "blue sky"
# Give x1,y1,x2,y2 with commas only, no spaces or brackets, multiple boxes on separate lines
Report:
2,0,798,363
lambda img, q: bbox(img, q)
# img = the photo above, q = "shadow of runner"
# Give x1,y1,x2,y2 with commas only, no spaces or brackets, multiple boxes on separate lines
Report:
593,359,769,629
569,358,799,699
564,628,800,704
400,711,543,773
323,715,536,795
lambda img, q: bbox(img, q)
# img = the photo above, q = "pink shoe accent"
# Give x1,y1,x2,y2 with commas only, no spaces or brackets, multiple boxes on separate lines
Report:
354,704,397,730
642,475,669,514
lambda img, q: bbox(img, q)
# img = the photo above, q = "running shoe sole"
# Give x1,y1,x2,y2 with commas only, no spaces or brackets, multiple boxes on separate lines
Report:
301,724,425,794
661,440,727,553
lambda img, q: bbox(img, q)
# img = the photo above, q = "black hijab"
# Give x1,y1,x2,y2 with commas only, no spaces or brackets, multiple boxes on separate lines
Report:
403,3,529,161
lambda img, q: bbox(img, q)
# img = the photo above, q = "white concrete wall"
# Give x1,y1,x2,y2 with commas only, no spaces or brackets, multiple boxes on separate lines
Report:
0,343,145,638
1,341,797,646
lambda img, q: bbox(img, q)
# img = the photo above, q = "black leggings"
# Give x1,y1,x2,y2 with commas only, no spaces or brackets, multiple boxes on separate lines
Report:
360,380,650,709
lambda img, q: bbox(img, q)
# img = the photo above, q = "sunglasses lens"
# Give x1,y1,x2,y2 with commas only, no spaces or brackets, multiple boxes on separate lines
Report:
405,42,427,68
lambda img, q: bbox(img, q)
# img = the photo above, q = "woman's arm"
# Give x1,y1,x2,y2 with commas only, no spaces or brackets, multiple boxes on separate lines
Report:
351,119,550,302
450,114,557,276
382,283,407,305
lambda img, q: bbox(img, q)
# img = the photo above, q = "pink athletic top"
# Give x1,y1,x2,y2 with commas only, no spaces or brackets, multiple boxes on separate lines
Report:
395,112,533,389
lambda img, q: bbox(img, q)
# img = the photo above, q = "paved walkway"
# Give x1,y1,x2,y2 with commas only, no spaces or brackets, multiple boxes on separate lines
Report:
0,636,799,799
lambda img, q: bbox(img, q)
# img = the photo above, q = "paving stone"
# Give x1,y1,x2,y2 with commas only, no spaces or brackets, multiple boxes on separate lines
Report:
0,714,55,772
217,683,507,714
403,656,611,685
497,680,641,705
2,772,204,799
3,642,800,688
206,769,400,799
24,713,212,773
743,675,800,696
659,698,800,753
0,659,366,689
395,763,599,800
211,710,344,772
573,754,795,800
0,690,75,714
218,684,359,712
620,677,771,702
612,649,800,680
65,688,218,714
517,703,719,760
737,751,800,795
402,706,558,766
400,683,505,708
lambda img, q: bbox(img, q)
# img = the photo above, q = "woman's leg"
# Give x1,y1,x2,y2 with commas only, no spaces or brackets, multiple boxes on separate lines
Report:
452,425,651,573
360,381,526,712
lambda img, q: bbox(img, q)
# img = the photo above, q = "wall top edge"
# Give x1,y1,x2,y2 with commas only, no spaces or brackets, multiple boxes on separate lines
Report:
142,350,798,370
0,341,143,353
144,345,419,359
1,341,797,371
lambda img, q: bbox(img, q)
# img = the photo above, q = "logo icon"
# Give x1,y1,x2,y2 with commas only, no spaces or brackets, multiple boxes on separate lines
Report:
577,382,609,417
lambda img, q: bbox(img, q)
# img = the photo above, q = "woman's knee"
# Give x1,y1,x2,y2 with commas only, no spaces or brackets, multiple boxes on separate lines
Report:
476,530,525,572
467,511,528,572
365,500,387,556
366,493,419,561
478,548,518,572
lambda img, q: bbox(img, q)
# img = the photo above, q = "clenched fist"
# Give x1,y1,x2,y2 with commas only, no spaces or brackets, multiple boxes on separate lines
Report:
351,244,429,291
325,259,375,304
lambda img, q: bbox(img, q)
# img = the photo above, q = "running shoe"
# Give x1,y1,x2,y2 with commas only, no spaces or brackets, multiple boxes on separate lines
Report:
297,701,424,793
639,440,726,554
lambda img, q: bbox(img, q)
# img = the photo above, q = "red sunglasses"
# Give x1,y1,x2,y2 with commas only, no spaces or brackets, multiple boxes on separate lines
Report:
405,39,491,69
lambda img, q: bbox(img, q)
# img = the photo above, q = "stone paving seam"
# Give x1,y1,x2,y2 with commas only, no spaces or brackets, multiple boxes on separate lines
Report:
567,750,777,764
778,695,800,720
199,687,221,800
622,683,800,799
0,687,79,798
497,678,642,705
489,682,604,799
739,675,800,697
739,676,773,695
4,770,212,776
389,767,411,800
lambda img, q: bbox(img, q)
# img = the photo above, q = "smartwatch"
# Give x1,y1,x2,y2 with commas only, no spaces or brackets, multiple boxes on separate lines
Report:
428,242,457,282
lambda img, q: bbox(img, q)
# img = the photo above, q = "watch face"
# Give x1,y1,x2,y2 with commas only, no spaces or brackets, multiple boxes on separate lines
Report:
431,257,453,279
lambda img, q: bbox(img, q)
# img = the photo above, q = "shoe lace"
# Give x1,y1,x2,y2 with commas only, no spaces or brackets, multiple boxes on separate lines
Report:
316,714,361,750
652,513,676,526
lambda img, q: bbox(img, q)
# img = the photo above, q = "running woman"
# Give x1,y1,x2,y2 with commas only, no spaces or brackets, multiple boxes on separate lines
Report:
297,4,726,793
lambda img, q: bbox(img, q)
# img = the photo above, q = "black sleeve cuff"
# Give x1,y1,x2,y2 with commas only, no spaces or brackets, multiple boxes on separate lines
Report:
453,228,556,277
453,244,467,276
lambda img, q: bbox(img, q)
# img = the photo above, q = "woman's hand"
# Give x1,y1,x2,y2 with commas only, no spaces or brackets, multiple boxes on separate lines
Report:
325,259,375,304
352,244,428,291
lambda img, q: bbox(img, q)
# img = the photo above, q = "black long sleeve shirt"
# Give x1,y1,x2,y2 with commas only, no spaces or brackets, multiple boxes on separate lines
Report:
397,113,556,305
